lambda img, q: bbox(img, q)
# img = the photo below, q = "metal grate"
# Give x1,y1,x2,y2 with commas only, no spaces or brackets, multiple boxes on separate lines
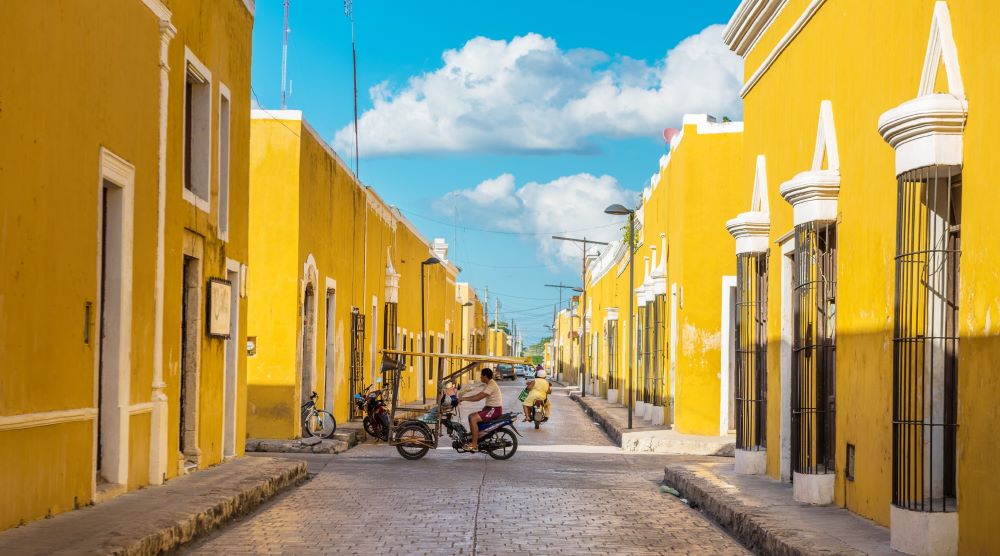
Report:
792,222,837,475
892,167,960,512
653,294,667,407
349,308,366,420
736,251,768,450
637,305,647,403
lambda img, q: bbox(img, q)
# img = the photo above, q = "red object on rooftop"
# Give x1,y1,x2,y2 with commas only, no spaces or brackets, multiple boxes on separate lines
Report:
662,127,680,144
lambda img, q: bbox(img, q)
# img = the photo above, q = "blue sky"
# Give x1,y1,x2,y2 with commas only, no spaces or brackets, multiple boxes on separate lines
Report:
250,1,743,344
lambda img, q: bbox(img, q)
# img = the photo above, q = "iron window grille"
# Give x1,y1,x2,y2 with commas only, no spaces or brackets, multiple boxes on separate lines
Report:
736,251,768,451
349,308,366,420
792,222,837,475
892,168,960,513
653,293,668,407
636,305,646,403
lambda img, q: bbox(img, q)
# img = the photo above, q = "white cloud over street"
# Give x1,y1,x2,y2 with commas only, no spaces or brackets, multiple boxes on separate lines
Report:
436,173,636,268
334,25,742,156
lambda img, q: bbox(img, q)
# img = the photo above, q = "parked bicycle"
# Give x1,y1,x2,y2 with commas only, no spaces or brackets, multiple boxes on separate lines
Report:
301,391,337,439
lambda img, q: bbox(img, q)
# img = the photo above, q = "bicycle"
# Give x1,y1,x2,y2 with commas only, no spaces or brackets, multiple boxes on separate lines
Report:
301,391,337,439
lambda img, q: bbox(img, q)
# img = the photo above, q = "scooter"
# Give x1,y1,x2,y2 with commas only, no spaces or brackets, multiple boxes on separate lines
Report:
399,392,520,460
520,379,552,429
354,383,390,441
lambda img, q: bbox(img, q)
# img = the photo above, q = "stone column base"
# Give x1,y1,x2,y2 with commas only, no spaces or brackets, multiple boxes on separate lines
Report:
650,405,664,426
890,505,957,556
607,389,618,404
735,449,766,475
792,471,834,504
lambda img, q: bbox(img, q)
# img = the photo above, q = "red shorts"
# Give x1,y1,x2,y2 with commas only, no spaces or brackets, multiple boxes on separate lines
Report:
477,406,502,421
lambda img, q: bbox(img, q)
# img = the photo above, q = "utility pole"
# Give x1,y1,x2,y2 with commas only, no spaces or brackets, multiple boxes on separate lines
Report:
552,237,608,397
343,0,360,178
280,0,290,109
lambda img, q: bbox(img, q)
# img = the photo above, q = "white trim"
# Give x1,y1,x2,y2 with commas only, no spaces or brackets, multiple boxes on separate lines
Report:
724,0,789,56
182,46,212,213
919,2,964,98
779,235,795,481
727,155,771,254
217,82,232,242
241,0,255,17
299,254,320,421
95,147,136,488
138,0,171,20
740,0,827,98
779,100,841,226
720,276,737,436
222,259,242,458
150,19,175,487
0,408,97,431
322,279,338,414
129,402,154,415
668,282,679,425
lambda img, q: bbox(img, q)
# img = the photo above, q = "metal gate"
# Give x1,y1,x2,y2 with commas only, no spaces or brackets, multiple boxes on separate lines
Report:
792,222,836,475
892,168,960,512
349,308,365,420
736,251,768,450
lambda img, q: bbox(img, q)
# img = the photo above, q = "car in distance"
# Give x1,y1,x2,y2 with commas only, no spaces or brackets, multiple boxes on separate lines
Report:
497,364,516,381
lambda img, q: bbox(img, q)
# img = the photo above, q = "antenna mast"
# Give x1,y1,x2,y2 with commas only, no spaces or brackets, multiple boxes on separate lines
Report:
281,0,290,109
344,0,360,178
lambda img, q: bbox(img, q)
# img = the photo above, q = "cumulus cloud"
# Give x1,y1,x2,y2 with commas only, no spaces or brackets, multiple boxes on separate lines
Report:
334,25,742,156
437,173,637,268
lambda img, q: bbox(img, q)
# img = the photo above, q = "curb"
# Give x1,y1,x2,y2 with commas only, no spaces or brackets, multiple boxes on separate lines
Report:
0,457,307,556
246,427,367,454
570,391,623,445
662,464,865,556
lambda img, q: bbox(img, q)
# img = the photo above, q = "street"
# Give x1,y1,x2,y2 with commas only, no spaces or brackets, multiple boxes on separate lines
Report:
184,380,747,555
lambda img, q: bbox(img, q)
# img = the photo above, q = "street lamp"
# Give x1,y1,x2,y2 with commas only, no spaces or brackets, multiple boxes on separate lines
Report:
420,256,441,403
605,203,636,430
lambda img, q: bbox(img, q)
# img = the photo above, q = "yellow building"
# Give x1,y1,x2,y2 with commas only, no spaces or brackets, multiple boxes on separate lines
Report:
487,327,512,357
723,1,998,553
552,306,581,384
456,283,487,355
0,0,253,531
246,111,471,438
585,115,744,436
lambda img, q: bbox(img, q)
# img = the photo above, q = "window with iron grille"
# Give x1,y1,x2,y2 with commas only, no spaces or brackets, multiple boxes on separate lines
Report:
606,320,618,390
652,294,667,407
636,305,646,403
736,251,768,450
892,168,960,512
642,301,655,404
349,308,366,420
792,222,837,474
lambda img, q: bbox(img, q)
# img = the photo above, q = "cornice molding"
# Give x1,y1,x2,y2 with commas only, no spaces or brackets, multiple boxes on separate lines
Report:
740,0,826,98
878,94,967,175
726,211,771,254
724,0,789,57
779,169,840,225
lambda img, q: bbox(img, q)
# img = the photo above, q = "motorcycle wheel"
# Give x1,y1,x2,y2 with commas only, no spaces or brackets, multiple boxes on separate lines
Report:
394,423,432,460
485,427,518,460
363,416,381,439
534,419,540,430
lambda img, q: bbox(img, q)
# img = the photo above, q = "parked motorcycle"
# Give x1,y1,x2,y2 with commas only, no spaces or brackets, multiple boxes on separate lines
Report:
354,383,390,441
394,394,520,460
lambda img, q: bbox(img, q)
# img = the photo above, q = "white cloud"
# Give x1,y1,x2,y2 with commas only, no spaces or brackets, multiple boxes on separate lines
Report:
437,173,637,269
334,25,742,156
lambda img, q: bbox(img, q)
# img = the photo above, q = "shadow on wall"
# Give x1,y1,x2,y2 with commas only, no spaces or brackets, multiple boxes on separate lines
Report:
246,384,297,440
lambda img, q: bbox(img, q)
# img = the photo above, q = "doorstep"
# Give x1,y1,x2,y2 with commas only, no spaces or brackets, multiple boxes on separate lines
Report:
0,456,306,556
570,391,734,455
663,457,902,556
245,424,367,454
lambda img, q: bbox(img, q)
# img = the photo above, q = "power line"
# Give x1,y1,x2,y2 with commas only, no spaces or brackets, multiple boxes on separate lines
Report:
396,207,621,237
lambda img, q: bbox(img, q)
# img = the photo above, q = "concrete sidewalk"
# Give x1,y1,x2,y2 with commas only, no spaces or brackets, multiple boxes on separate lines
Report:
663,457,902,556
570,391,734,455
0,456,306,556
246,423,368,454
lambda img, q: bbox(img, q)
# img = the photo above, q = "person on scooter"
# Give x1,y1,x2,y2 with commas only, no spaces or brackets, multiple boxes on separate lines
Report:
522,369,551,422
458,367,503,451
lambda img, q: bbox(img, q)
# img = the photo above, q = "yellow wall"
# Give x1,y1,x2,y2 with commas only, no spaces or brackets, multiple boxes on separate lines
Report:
247,114,474,438
0,0,252,530
739,1,999,549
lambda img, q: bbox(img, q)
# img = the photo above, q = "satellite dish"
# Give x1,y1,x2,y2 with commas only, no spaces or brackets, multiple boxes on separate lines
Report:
662,128,680,144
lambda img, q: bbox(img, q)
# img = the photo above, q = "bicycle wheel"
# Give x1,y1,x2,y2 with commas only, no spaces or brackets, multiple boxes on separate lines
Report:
394,423,432,460
485,427,518,460
303,410,337,439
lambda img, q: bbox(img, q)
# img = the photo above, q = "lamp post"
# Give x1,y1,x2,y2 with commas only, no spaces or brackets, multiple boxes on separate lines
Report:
605,203,636,429
420,256,441,403
459,301,474,354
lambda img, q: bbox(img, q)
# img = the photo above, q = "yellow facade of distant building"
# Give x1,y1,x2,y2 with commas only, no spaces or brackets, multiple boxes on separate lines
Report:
585,116,743,436
0,0,253,531
246,112,472,438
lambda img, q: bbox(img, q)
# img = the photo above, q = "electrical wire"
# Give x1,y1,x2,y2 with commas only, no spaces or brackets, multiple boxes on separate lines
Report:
396,207,621,237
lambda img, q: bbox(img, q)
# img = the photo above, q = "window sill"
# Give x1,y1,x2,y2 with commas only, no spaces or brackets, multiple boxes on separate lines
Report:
182,188,210,213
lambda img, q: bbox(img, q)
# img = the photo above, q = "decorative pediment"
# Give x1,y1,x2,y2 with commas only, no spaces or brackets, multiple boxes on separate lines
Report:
878,1,967,176
384,247,400,303
726,154,771,253
650,233,668,295
780,101,840,225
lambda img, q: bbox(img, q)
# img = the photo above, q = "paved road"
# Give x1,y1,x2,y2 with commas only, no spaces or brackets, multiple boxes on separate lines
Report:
185,379,747,555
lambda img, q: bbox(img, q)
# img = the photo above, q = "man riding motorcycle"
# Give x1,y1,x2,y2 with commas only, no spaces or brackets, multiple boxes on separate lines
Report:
522,368,551,423
457,367,504,451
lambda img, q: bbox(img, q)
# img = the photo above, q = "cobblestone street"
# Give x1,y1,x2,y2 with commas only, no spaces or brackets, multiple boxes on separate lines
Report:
185,381,747,555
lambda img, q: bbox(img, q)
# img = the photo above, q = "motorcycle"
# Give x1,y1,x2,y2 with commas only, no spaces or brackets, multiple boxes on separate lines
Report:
354,383,391,441
394,393,520,460
520,379,551,429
